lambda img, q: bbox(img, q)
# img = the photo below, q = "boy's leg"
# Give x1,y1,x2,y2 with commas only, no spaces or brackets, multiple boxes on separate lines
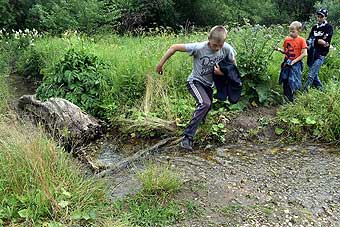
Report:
283,80,293,102
303,56,325,91
201,87,213,124
312,75,323,89
184,81,213,139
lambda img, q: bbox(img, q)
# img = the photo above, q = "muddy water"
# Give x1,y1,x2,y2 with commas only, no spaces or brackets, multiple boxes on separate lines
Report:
101,142,339,226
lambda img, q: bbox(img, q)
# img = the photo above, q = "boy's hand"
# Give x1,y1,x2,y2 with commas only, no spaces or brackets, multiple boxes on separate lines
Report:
286,59,292,65
273,46,282,52
318,39,329,47
214,64,224,76
156,63,163,75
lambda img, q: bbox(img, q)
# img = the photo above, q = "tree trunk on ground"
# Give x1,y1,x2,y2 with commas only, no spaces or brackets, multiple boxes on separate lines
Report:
17,95,102,148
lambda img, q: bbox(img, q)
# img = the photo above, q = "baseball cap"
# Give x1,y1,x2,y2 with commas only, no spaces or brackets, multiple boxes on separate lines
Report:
316,9,328,17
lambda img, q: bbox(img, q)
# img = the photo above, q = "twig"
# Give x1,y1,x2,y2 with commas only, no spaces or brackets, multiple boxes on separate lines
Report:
96,137,178,177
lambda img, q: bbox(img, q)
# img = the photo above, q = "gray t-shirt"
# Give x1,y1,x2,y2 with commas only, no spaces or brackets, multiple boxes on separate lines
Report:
185,41,236,87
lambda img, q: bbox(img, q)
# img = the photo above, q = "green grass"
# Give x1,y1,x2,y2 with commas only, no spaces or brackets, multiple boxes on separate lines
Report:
0,116,112,226
2,26,339,142
0,112,188,226
112,164,183,226
277,83,340,142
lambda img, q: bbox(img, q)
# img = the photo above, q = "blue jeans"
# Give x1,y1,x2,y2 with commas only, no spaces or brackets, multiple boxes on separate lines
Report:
304,56,325,90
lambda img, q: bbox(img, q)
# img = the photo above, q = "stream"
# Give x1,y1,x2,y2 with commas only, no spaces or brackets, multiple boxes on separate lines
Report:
97,140,340,226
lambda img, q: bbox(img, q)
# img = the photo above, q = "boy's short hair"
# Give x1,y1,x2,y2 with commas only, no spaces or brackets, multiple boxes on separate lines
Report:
289,21,302,32
208,25,227,42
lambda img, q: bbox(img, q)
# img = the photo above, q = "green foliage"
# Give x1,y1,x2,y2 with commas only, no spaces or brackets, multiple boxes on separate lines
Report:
114,0,177,32
0,74,9,115
277,84,340,142
273,0,318,23
231,23,283,105
0,0,35,30
27,0,106,34
0,118,112,226
37,48,107,117
0,0,328,33
0,35,12,115
314,0,340,26
16,48,45,80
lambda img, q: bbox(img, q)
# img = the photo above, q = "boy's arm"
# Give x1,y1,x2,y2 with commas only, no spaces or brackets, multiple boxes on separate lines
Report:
317,26,333,47
291,48,307,65
156,44,186,75
274,47,285,54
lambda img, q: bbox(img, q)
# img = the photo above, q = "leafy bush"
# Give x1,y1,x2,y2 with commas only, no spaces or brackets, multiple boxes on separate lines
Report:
230,23,283,105
277,84,340,142
37,48,107,117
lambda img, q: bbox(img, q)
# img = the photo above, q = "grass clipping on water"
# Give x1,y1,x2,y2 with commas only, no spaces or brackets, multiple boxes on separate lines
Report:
117,74,177,137
0,116,111,226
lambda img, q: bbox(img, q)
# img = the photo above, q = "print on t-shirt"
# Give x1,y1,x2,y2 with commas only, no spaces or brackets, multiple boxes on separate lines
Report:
199,55,224,77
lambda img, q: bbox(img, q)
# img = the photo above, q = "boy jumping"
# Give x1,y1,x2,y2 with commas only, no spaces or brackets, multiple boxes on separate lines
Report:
156,25,236,150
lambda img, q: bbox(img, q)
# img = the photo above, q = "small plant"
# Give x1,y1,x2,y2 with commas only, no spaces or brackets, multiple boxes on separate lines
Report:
137,164,182,196
112,164,183,226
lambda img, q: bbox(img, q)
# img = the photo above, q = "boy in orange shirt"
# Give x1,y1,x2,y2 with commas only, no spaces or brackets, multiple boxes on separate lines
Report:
274,21,307,102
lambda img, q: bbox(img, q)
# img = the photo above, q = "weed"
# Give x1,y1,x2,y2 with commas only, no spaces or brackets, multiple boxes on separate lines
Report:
277,83,340,142
137,164,182,196
112,164,183,226
0,116,112,225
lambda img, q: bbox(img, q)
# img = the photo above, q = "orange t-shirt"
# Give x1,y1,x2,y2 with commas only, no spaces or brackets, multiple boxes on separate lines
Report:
283,36,307,60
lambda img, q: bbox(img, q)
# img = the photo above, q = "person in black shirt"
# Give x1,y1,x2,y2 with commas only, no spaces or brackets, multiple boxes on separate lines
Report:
303,9,333,91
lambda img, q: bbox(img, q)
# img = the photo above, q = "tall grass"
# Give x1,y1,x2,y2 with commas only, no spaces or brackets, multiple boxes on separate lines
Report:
277,84,340,142
6,26,340,141
0,75,9,115
0,116,112,226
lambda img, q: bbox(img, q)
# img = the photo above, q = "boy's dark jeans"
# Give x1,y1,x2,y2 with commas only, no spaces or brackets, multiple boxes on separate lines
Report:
184,80,213,138
283,79,294,102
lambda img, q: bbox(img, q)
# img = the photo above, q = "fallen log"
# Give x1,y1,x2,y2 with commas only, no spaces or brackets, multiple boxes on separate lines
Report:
17,95,102,147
